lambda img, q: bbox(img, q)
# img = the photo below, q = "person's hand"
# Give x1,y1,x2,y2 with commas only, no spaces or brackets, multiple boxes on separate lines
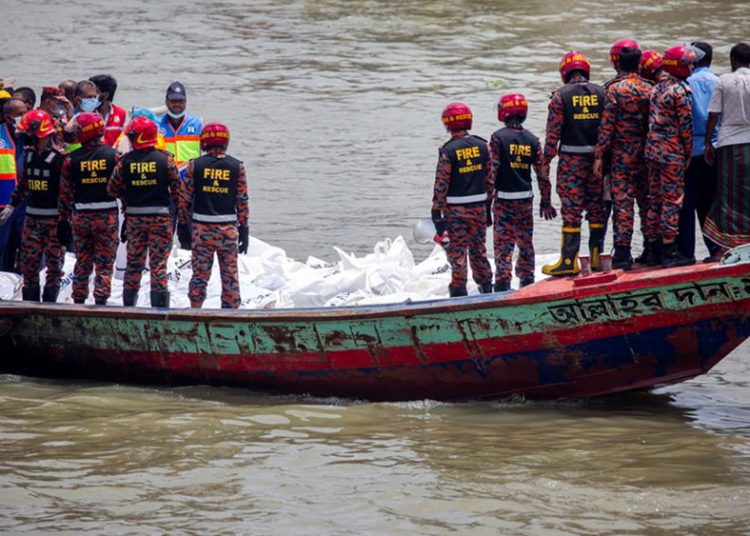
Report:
56,219,72,245
177,223,191,250
238,225,249,255
120,216,128,243
593,158,604,179
0,206,14,226
540,200,557,220
485,200,493,228
705,144,716,166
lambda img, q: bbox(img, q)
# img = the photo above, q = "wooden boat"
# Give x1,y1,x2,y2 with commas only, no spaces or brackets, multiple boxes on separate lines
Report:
2,247,750,401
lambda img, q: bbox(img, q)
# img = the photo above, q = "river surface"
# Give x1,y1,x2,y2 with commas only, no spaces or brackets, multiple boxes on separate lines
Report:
2,0,750,533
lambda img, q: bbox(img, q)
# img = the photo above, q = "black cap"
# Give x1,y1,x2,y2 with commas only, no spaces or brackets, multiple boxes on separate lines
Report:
166,81,187,101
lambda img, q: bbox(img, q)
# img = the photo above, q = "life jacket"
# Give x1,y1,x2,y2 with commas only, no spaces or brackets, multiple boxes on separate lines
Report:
157,114,202,171
67,142,118,212
191,153,242,223
24,147,65,218
441,134,489,206
103,104,127,147
491,127,540,199
120,148,172,216
559,81,606,155
0,123,20,208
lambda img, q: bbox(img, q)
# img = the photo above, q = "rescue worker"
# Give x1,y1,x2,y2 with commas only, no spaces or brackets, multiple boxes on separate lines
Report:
177,123,249,309
542,52,607,276
431,102,493,297
2,110,65,302
489,93,556,291
89,74,127,147
593,46,653,270
644,44,700,268
0,98,27,272
58,112,119,305
107,116,180,308
157,81,202,177
640,50,665,84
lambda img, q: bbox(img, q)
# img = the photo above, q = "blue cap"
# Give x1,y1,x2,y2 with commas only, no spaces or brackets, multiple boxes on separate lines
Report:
166,81,186,101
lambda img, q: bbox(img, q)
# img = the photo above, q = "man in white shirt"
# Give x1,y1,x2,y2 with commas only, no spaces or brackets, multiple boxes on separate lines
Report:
703,43,750,254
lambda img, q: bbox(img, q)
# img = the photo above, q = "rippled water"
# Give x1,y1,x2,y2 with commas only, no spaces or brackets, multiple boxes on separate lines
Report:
2,0,750,533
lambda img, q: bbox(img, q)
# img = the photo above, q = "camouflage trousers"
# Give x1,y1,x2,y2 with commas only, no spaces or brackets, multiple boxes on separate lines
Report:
445,205,492,289
493,198,534,283
610,161,649,247
20,216,63,289
123,215,172,293
645,160,684,243
72,210,119,301
556,153,605,229
189,222,240,308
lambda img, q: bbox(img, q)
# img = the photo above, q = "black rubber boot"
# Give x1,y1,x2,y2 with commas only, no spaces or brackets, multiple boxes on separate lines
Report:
589,223,606,271
543,229,581,277
494,281,511,292
22,284,41,302
519,277,535,288
645,241,662,267
94,297,108,306
42,286,59,303
612,245,633,270
150,290,170,308
73,298,86,304
221,301,233,309
479,282,493,294
448,285,467,298
122,289,138,307
634,243,649,265
661,242,696,269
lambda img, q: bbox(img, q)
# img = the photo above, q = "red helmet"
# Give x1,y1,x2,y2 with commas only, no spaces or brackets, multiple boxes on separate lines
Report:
640,50,664,81
16,109,56,139
663,45,701,79
497,93,528,122
442,102,472,131
125,116,158,150
76,112,105,144
200,122,230,151
609,39,640,68
559,51,591,83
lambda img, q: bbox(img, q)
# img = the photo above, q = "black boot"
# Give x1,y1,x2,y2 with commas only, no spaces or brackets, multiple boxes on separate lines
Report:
73,298,86,304
42,286,59,303
493,281,511,292
221,300,233,309
94,297,108,306
479,282,493,294
645,241,662,267
519,277,535,288
543,229,581,277
634,243,649,264
662,242,696,269
612,245,633,270
589,223,606,271
448,285,467,298
22,284,41,302
150,290,170,308
122,289,138,307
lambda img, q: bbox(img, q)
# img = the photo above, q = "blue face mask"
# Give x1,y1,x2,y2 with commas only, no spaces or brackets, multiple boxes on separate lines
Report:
79,97,100,113
166,109,186,119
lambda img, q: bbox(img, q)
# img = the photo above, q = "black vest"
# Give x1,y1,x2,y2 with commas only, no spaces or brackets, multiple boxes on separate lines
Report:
120,148,172,215
491,127,540,199
191,154,241,223
559,81,606,154
25,148,64,217
442,134,489,206
67,143,117,211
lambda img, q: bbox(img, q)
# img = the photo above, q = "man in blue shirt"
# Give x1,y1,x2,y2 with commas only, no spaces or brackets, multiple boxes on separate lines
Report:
679,41,721,260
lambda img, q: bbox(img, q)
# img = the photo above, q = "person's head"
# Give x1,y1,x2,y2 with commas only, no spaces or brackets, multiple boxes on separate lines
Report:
165,81,187,118
12,86,36,110
497,93,528,127
559,51,591,83
663,45,703,79
610,39,640,72
640,50,664,81
730,43,750,71
75,112,105,145
74,80,100,113
89,74,117,103
39,86,65,118
691,42,713,68
3,98,28,128
441,102,472,133
58,79,76,101
16,109,55,152
125,116,158,150
200,122,230,152
618,47,642,74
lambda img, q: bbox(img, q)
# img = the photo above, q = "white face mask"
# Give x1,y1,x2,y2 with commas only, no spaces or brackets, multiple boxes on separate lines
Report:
166,109,186,119
12,116,22,128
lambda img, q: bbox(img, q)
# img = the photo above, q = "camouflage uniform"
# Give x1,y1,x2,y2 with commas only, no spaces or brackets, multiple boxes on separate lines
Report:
18,216,63,291
594,73,652,247
178,150,249,309
59,142,119,302
644,74,693,244
432,133,493,293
